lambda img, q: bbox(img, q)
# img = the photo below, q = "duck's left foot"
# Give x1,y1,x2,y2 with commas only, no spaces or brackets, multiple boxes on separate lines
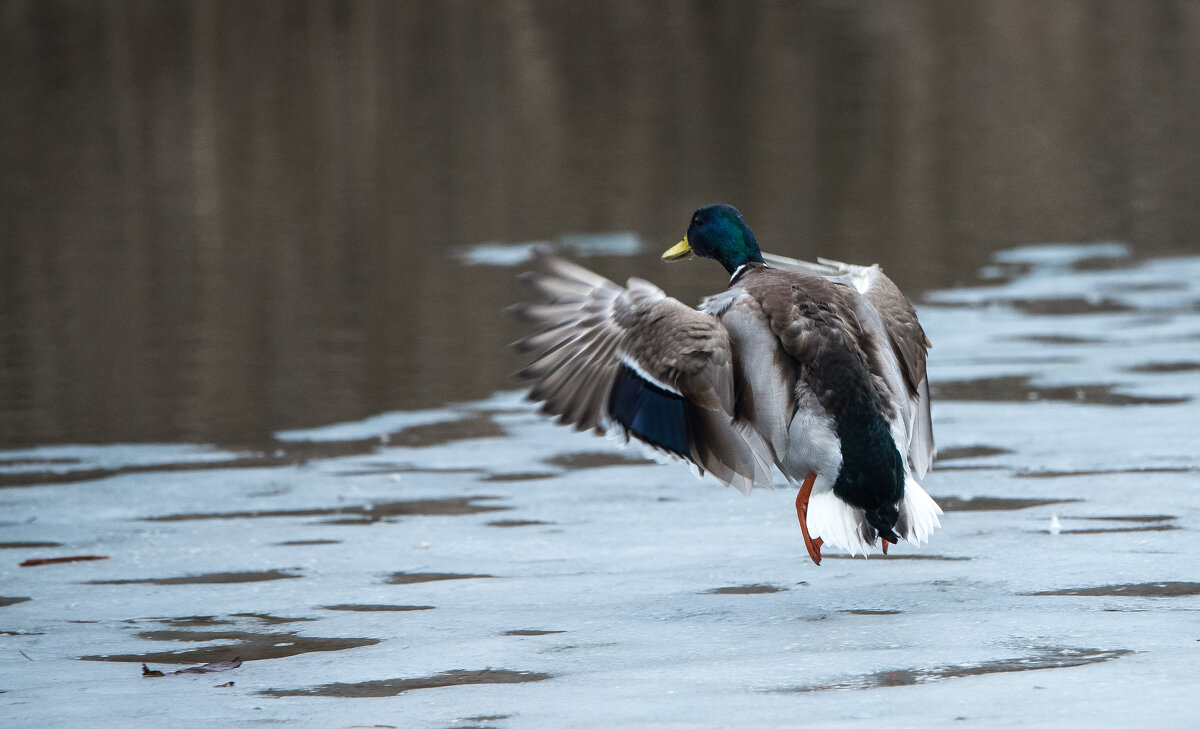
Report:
795,473,823,566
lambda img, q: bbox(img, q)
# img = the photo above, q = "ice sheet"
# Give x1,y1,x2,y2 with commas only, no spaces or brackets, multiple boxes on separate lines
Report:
3,246,1199,727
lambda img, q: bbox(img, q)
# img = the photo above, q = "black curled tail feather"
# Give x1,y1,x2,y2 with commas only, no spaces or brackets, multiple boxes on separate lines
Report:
865,503,901,543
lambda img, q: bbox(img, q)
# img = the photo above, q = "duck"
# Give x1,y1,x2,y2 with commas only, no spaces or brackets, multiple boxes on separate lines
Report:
511,204,940,564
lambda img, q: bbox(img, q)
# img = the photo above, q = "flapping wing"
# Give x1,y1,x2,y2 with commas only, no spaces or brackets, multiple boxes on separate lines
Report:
761,252,935,477
510,251,773,493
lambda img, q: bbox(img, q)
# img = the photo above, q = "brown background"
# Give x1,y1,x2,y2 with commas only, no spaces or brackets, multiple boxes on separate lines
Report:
3,1,1199,446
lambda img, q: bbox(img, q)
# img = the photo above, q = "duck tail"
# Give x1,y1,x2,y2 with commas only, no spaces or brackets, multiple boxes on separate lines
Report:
895,476,942,545
807,476,942,558
806,489,875,558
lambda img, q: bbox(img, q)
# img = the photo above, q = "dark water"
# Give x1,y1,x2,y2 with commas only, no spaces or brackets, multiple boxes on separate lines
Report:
3,1,1200,446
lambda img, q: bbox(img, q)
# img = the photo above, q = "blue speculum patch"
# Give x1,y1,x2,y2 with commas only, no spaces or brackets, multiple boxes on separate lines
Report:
607,364,690,458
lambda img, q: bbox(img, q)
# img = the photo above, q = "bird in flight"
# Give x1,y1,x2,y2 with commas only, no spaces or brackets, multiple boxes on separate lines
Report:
512,204,939,565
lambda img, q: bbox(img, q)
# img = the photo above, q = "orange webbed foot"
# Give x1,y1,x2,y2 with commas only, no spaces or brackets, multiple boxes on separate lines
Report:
795,473,822,566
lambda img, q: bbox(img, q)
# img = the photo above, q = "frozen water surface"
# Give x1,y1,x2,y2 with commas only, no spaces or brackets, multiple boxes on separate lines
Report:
3,246,1200,727
454,232,643,267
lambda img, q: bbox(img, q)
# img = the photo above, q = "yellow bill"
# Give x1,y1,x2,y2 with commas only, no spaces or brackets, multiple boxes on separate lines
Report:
661,237,693,261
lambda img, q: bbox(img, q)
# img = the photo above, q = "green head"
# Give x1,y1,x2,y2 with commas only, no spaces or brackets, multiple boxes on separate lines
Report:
662,204,764,274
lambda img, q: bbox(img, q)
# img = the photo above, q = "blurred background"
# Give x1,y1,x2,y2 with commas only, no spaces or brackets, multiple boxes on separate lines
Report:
2,0,1199,447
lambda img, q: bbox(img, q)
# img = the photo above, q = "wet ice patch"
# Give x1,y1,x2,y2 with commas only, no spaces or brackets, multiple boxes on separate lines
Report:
144,495,507,522
260,668,552,698
84,630,379,664
1027,582,1200,598
778,646,1131,692
935,496,1078,511
932,375,1190,406
87,570,302,586
385,572,494,585
322,604,434,612
704,584,788,594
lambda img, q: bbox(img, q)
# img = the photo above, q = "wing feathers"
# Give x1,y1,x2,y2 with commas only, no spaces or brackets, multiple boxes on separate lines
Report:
716,297,797,461
689,407,774,495
908,376,935,478
513,252,772,490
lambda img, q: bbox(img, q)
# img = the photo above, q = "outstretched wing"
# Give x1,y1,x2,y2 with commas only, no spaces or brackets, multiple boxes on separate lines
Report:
511,251,773,494
761,252,935,477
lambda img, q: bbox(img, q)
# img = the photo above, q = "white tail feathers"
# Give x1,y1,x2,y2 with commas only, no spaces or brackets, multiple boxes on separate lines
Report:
806,477,943,558
897,477,943,545
806,491,875,557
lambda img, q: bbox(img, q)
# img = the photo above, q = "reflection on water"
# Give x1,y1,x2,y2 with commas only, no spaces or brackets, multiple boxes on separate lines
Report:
3,1,1200,445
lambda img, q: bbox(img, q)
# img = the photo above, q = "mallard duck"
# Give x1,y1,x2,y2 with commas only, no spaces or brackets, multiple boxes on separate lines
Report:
512,204,940,564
